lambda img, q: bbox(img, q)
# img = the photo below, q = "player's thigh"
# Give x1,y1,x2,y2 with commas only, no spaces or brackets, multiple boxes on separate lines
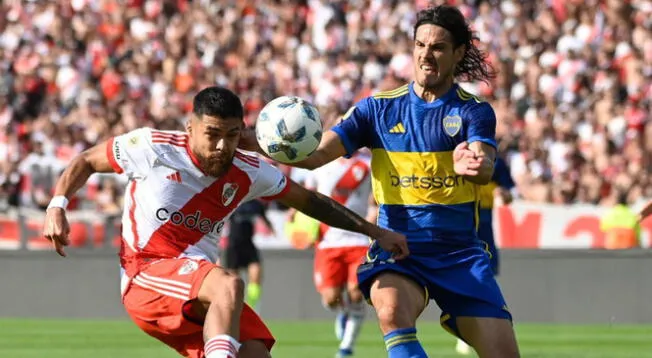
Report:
195,266,245,312
123,259,214,355
239,339,272,358
319,286,344,307
457,317,519,358
369,272,427,331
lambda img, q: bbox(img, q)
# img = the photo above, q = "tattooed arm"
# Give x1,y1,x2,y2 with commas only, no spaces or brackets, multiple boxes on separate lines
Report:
277,179,409,259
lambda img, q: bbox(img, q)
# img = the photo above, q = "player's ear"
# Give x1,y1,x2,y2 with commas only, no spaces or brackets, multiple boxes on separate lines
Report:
186,114,197,134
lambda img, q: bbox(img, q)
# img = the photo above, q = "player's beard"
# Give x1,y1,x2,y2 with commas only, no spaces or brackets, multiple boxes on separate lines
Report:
197,152,233,177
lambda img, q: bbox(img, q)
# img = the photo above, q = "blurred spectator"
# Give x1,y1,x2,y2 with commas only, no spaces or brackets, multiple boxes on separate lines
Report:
17,132,64,210
0,0,649,210
599,190,641,249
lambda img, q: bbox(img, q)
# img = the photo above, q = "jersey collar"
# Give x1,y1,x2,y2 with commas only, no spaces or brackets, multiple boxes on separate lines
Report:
409,82,459,107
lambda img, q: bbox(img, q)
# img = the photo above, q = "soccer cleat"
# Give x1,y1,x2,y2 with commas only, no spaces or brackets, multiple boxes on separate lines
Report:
335,348,353,357
455,338,472,355
335,312,348,341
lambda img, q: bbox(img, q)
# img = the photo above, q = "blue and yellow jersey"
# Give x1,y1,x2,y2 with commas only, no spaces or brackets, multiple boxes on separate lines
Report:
478,157,515,223
332,83,496,243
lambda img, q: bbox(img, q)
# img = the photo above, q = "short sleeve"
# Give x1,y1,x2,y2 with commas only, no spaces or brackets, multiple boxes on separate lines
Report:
492,157,515,190
463,102,497,148
331,98,374,157
106,128,156,178
248,159,290,200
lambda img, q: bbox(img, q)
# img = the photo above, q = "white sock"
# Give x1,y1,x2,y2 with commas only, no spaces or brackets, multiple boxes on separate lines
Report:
205,334,241,358
339,300,365,351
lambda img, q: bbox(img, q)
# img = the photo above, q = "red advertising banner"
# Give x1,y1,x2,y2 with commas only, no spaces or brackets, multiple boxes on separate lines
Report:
1,203,650,250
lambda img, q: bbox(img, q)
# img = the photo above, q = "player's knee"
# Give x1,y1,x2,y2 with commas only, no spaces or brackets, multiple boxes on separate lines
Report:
206,271,244,304
347,287,363,304
376,303,412,330
226,274,245,301
321,290,341,309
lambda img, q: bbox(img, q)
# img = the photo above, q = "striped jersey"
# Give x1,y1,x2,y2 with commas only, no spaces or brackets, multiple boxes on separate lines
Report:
305,154,372,249
106,128,289,278
331,82,497,243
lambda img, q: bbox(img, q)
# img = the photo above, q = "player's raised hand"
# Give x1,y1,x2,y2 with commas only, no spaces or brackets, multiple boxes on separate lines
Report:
374,229,409,260
453,141,482,176
43,208,71,257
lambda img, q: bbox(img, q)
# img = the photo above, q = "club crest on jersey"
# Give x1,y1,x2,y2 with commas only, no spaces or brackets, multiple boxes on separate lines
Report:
128,136,139,146
178,260,199,275
443,115,462,137
222,183,239,206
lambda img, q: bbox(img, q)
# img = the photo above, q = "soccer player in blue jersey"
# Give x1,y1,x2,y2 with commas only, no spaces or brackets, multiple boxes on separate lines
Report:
456,156,515,355
241,5,520,357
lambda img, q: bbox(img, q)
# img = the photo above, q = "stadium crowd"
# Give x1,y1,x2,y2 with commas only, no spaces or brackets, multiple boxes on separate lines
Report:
0,0,650,213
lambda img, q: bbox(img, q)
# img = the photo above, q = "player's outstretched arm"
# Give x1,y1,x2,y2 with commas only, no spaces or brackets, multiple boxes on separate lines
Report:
239,128,346,170
43,141,116,257
277,179,409,259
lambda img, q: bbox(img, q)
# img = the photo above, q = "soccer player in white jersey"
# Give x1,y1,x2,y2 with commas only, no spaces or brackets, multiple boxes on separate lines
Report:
42,86,408,358
304,152,373,357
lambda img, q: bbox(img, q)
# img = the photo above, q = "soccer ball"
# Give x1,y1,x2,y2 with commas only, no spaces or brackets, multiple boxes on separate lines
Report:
255,96,323,163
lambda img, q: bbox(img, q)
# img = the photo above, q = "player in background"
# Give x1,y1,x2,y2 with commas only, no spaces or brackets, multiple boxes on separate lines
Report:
301,151,374,357
240,5,520,357
42,86,408,358
455,155,515,355
221,198,273,312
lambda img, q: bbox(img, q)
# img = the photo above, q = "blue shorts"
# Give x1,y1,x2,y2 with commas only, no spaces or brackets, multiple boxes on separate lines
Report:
357,240,511,338
478,221,499,275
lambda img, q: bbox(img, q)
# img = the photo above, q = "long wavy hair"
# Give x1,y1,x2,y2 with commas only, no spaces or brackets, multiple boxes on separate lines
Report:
414,6,497,84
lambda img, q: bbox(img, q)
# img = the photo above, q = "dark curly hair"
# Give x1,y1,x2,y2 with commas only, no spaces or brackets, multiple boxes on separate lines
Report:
414,5,496,84
193,86,244,120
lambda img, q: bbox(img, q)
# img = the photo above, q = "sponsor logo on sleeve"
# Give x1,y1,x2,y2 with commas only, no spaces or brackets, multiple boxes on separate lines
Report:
113,140,122,161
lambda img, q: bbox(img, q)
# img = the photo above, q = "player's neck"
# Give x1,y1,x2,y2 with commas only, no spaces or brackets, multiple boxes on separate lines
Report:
413,80,454,103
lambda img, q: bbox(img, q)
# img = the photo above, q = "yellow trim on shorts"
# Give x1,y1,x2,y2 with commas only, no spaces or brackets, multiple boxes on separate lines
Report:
440,313,458,338
482,240,493,259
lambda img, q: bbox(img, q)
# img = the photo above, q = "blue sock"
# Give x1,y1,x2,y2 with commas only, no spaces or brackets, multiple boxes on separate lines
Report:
384,327,427,357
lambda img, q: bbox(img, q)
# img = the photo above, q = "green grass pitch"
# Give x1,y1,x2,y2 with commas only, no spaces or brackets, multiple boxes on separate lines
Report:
0,319,651,357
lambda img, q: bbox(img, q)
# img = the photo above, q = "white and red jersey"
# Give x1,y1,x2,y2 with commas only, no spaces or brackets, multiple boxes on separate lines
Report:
305,155,371,249
106,128,289,278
